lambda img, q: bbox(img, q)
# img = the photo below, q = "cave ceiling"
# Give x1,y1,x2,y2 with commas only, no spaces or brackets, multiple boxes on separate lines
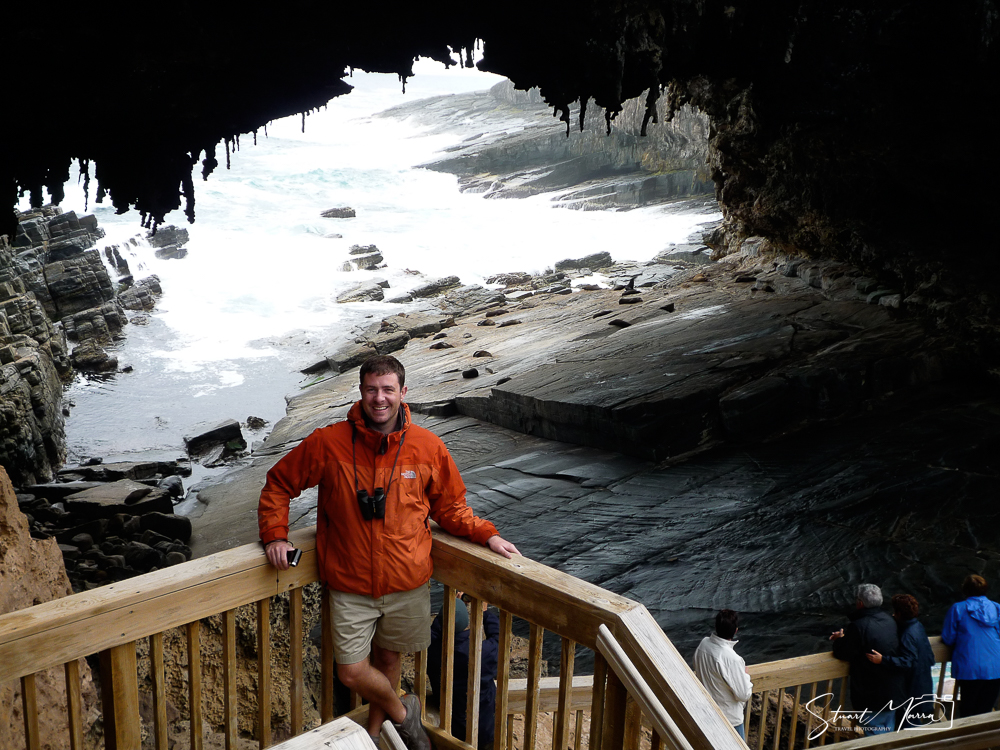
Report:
7,0,999,283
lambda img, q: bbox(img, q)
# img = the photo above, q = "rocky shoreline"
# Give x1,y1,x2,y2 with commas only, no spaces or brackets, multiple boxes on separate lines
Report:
189,224,997,674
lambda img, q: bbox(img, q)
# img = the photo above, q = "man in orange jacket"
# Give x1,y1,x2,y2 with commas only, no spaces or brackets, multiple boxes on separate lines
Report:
258,354,519,749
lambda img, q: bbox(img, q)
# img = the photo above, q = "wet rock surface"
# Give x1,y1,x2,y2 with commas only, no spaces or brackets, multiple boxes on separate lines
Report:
18,458,194,591
190,234,996,670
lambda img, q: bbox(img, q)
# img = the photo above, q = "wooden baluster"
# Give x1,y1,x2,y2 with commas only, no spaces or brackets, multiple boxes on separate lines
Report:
415,648,428,722
600,667,626,750
320,587,335,721
289,588,304,736
258,598,271,749
574,710,585,750
440,587,456,734
467,596,484,748
188,621,203,750
803,682,816,749
622,695,641,750
494,609,513,750
21,673,40,750
99,641,141,750
756,690,768,750
151,632,168,750
588,652,608,750
65,659,84,750
744,694,752,742
222,610,238,749
554,638,576,750
836,678,848,744
788,684,802,749
818,680,833,746
525,623,544,750
771,688,784,750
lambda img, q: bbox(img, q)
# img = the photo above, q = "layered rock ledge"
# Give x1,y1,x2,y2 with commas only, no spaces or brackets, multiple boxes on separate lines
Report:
190,236,996,665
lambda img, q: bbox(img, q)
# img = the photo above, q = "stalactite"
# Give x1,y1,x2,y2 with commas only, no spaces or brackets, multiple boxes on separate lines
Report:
182,170,195,224
253,129,258,146
605,109,613,136
202,144,218,181
579,96,589,132
302,112,306,133
80,159,90,212
398,73,407,94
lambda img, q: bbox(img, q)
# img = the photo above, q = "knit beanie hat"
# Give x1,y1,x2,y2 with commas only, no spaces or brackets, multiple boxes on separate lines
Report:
453,598,470,632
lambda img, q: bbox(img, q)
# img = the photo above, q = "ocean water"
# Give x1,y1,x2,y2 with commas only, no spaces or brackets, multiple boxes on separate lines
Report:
20,59,720,469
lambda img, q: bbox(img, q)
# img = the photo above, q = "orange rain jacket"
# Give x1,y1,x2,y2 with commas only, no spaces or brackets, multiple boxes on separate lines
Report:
258,402,498,598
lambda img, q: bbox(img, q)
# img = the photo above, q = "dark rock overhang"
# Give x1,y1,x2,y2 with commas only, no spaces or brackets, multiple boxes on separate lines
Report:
7,2,999,299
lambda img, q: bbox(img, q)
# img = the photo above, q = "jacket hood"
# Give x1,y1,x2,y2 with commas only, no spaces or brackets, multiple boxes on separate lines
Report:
966,596,1000,626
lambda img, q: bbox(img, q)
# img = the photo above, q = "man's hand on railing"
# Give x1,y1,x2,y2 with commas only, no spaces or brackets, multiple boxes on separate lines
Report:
264,539,294,570
487,535,520,559
829,628,844,641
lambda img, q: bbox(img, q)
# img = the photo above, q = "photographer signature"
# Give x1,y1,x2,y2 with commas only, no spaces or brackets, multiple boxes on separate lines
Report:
804,693,951,739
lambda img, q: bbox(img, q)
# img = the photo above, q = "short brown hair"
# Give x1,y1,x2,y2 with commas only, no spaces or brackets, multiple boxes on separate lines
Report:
962,574,989,597
359,355,405,388
891,594,920,620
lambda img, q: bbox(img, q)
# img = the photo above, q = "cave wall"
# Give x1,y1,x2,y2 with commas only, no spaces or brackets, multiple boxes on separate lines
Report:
6,1,998,342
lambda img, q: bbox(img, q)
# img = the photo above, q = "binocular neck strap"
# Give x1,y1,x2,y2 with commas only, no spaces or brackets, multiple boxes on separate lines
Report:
352,422,408,499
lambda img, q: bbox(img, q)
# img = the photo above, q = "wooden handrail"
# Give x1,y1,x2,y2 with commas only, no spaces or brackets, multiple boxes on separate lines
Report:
596,624,696,750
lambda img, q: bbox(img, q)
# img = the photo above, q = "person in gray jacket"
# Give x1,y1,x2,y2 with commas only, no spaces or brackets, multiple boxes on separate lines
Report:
693,609,754,740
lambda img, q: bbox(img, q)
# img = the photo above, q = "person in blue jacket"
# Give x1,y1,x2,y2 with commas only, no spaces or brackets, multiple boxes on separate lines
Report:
866,594,935,727
941,574,1000,717
428,594,500,747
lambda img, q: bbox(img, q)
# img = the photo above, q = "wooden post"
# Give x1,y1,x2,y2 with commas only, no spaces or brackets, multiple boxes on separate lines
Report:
601,668,627,750
788,684,802,749
554,638,576,750
623,695,642,750
99,642,142,750
290,588,304,736
415,649,428,721
258,598,272,749
65,659,84,750
494,609,513,750
21,673,40,750
188,620,203,750
151,632,168,750
525,624,545,750
467,596,484,748
223,610,238,749
440,587,457,733
589,652,608,750
574,710,585,750
321,587,335,722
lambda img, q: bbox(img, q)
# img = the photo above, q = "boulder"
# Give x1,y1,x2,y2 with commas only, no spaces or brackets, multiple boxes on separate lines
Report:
336,282,385,303
349,244,379,255
146,225,190,248
320,207,356,218
183,419,246,455
139,511,193,543
411,276,462,298
64,482,174,520
351,251,383,270
70,340,118,372
153,245,188,260
326,342,376,373
554,252,614,271
369,330,410,354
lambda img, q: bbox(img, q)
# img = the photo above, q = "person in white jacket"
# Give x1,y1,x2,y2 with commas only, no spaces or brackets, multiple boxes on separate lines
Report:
693,609,754,740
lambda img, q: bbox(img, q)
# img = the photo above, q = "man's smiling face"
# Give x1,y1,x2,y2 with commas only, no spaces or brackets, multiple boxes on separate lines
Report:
360,372,407,434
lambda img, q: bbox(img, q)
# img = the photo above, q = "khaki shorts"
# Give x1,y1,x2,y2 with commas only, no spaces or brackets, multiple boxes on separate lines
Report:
329,584,432,665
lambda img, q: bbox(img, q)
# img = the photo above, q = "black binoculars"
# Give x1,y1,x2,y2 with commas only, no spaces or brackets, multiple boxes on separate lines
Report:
357,488,386,520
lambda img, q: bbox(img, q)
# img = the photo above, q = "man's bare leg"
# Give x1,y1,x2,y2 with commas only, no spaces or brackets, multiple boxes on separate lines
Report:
337,648,405,738
369,645,403,734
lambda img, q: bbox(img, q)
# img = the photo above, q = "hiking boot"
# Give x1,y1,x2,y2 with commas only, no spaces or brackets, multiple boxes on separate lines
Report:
393,694,430,750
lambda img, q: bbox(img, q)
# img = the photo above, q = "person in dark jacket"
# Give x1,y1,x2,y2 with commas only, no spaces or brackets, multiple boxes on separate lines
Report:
941,574,1000,717
428,595,500,747
866,594,935,728
831,583,905,736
